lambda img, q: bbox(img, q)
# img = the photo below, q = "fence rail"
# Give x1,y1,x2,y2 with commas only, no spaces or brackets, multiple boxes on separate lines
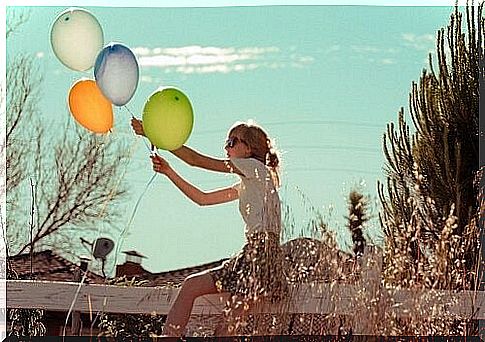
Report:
6,279,485,319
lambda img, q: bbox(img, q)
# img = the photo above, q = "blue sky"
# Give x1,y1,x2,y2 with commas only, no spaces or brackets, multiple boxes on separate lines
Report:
3,1,459,274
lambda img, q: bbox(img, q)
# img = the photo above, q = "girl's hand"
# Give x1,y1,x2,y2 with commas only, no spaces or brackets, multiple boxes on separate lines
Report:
151,154,171,175
131,118,145,136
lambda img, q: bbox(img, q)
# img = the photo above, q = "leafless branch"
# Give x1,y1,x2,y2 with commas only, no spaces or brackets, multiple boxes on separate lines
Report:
7,15,130,258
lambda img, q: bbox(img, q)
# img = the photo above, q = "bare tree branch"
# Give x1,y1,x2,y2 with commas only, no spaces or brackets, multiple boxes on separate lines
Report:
6,11,131,258
6,8,30,39
14,125,130,256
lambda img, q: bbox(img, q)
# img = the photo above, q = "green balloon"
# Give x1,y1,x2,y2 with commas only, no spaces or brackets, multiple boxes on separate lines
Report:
142,87,194,150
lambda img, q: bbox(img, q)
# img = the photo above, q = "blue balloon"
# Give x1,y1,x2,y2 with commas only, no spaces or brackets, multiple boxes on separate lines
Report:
94,43,139,106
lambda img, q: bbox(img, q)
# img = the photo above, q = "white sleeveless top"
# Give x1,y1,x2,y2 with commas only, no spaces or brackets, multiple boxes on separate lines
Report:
230,158,281,238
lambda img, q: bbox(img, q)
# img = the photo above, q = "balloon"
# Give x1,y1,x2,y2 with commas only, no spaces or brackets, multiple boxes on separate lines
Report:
142,87,194,150
50,8,103,71
68,79,113,133
94,43,139,106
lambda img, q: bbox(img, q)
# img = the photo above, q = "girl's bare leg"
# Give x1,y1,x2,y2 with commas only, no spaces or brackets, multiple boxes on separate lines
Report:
163,272,219,337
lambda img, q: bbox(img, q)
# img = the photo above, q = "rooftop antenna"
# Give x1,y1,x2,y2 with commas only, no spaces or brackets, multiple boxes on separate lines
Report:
80,237,115,277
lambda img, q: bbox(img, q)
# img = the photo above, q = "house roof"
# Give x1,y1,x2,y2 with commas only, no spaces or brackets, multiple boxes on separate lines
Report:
8,250,105,284
142,258,229,287
8,237,362,287
8,249,229,287
123,237,359,286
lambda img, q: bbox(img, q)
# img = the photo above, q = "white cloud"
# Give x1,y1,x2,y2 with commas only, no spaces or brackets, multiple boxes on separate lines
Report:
132,47,151,56
134,45,311,76
238,46,279,54
36,52,44,58
350,45,398,65
140,55,186,67
293,55,314,64
401,33,435,51
326,45,341,54
350,45,399,54
174,62,262,74
351,45,381,54
381,58,396,65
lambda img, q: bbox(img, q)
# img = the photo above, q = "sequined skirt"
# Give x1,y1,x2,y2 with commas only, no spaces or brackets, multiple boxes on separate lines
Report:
209,231,288,304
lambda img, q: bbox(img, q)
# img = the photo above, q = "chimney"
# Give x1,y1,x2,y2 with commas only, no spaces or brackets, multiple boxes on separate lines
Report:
79,257,90,273
115,250,149,277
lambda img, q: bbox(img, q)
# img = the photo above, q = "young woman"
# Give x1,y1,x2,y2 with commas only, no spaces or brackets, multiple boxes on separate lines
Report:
132,118,287,337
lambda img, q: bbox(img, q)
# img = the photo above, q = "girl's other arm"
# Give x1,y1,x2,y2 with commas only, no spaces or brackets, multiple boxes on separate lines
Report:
152,154,239,206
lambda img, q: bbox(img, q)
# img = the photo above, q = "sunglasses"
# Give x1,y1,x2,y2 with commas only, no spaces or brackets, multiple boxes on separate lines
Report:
225,136,246,149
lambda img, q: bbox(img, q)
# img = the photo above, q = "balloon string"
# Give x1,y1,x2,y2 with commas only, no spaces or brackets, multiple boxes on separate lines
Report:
62,269,88,338
108,172,157,276
124,104,136,117
145,140,154,155
124,105,154,154
101,105,158,274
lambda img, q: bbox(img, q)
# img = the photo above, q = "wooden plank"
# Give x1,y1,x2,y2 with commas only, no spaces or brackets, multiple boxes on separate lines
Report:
7,280,179,315
6,280,485,319
5,280,357,315
388,287,485,319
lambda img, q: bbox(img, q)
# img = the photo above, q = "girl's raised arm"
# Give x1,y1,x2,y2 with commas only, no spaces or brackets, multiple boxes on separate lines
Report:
131,118,242,175
170,146,241,175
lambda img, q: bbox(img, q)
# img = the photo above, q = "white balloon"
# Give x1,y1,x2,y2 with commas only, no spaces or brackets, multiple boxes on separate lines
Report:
50,8,103,71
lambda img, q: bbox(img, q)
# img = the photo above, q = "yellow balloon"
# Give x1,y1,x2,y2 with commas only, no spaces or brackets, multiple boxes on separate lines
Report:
68,79,113,133
142,87,194,150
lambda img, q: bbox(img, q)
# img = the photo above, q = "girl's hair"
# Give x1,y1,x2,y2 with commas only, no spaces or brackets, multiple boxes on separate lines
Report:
228,120,281,188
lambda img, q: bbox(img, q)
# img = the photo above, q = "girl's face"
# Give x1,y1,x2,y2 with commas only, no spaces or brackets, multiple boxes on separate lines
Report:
224,132,251,158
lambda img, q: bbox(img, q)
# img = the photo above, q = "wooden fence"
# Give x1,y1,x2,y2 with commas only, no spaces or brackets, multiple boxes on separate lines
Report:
5,250,485,335
6,279,484,318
